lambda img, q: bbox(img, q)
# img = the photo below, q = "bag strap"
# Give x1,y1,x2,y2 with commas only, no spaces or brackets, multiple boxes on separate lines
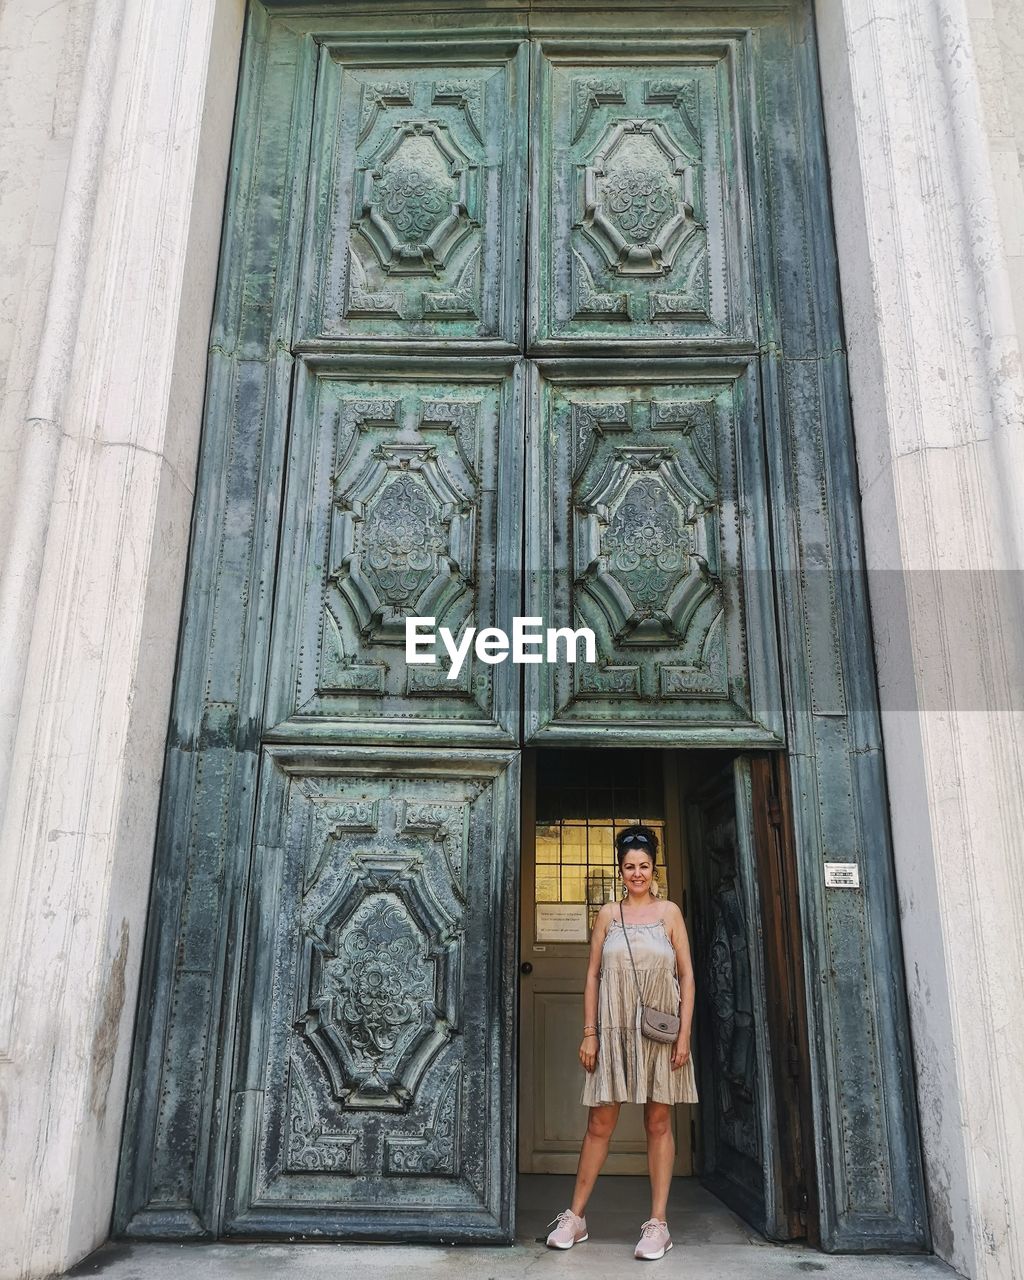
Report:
619,900,645,1005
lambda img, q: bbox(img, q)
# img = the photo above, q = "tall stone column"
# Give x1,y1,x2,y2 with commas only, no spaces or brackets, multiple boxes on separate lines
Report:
0,0,243,1275
816,3,1024,1277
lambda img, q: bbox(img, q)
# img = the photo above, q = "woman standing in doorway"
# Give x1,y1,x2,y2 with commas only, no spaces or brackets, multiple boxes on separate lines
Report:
545,825,698,1261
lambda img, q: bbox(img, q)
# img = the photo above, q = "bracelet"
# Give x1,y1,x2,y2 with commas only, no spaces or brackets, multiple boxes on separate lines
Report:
582,1031,599,1039
582,1025,598,1034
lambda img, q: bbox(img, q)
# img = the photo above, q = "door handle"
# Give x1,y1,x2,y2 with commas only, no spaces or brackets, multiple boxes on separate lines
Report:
520,961,533,975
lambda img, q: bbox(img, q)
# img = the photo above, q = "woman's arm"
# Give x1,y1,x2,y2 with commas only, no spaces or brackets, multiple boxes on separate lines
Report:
579,903,611,1073
665,901,696,1071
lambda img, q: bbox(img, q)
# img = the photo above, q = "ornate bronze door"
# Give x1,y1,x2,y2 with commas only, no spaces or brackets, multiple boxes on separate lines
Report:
116,16,529,1243
117,0,927,1252
687,756,799,1239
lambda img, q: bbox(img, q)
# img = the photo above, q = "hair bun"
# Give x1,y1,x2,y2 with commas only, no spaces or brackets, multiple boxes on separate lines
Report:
614,824,659,867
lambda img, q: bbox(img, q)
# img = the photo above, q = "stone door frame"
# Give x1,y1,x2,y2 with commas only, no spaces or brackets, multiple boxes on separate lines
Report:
4,0,1022,1275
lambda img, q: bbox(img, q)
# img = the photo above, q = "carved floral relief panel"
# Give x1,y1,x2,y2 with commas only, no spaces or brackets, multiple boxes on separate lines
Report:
300,45,528,347
264,363,521,744
225,747,518,1231
525,362,783,743
531,46,755,349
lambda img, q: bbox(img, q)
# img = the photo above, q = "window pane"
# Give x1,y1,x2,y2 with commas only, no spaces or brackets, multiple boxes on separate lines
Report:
561,865,587,902
535,870,560,903
531,751,667,933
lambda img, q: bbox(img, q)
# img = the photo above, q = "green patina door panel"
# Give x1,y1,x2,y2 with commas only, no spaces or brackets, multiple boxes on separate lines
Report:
689,757,778,1236
297,39,527,349
525,360,783,743
224,747,519,1239
264,361,522,745
112,11,528,1244
529,41,755,350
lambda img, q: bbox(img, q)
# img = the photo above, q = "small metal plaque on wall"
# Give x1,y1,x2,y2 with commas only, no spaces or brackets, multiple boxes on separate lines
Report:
824,862,861,889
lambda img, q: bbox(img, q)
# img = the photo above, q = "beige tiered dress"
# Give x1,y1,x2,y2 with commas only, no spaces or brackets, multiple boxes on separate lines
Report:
581,913,699,1106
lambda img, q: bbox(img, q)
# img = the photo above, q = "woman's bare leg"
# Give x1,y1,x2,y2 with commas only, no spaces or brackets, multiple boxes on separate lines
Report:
644,1101,675,1220
569,1103,621,1217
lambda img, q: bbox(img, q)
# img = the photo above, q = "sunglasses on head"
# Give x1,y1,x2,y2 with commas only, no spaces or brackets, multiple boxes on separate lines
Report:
619,833,651,849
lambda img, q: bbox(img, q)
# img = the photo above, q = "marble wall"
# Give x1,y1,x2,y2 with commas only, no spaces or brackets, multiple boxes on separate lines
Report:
0,0,90,557
0,0,244,1276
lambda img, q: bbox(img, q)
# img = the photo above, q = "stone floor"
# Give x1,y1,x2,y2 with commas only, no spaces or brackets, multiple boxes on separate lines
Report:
68,1177,957,1279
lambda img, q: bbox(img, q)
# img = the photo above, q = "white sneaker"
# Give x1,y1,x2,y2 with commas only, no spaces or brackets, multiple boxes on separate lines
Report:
546,1208,588,1249
634,1218,673,1260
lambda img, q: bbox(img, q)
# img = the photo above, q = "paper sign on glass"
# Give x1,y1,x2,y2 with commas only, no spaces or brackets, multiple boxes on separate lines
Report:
535,903,589,942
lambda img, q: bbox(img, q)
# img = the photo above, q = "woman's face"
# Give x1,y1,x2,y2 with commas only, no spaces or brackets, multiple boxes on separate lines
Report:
619,849,654,895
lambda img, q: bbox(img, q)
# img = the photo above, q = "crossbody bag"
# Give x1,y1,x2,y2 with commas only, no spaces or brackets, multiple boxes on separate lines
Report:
619,901,682,1044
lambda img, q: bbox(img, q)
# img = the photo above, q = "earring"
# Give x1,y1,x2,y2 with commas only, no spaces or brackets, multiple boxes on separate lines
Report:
651,873,660,899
